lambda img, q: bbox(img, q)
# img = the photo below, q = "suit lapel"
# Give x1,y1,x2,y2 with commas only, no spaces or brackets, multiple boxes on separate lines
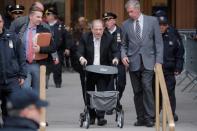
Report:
142,15,148,41
129,19,135,38
100,35,105,58
89,34,94,60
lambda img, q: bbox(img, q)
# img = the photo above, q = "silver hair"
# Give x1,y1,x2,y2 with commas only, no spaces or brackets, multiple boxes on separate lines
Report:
91,19,104,29
125,0,140,10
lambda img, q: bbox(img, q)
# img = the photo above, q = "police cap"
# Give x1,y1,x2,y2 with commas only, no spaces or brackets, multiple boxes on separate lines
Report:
7,88,48,110
11,4,25,14
102,12,117,20
158,16,168,24
6,5,13,12
45,6,58,16
154,10,167,17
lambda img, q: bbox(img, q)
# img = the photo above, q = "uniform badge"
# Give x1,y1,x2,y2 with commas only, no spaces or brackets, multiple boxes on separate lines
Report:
117,33,121,42
58,25,62,31
169,41,173,46
9,40,13,48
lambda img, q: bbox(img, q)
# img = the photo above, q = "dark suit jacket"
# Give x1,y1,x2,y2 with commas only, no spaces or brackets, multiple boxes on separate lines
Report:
77,31,119,66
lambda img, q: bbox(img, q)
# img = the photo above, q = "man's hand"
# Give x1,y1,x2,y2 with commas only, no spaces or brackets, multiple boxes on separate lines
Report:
64,49,70,56
33,44,40,53
112,58,119,65
53,58,59,65
122,57,129,67
79,57,87,66
154,63,161,72
18,78,24,86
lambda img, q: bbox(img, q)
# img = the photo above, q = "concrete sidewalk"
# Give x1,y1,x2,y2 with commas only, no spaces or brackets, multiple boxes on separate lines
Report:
46,72,197,131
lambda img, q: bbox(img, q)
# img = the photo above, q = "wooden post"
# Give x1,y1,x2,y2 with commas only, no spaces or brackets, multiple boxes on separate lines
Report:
39,65,46,131
162,97,167,131
155,73,160,131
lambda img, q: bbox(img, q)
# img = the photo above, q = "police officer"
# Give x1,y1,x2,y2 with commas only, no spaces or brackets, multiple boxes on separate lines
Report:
154,10,183,44
158,16,185,122
3,5,13,29
102,12,126,110
10,4,25,20
0,13,27,123
1,88,48,131
45,6,72,88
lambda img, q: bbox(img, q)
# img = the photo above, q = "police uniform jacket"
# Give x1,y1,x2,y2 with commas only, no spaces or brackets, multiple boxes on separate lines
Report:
48,21,73,63
77,31,119,65
0,29,27,82
162,28,185,73
105,25,122,60
1,116,39,131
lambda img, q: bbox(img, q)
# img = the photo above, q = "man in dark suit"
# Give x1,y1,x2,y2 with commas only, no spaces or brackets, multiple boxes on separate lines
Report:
121,0,163,127
77,19,119,126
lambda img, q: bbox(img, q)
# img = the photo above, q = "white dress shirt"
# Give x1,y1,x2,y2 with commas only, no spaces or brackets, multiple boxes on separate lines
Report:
134,14,143,38
93,37,101,65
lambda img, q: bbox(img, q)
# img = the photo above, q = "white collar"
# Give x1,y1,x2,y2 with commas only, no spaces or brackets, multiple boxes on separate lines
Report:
49,20,58,26
109,26,117,34
93,37,101,42
136,13,143,23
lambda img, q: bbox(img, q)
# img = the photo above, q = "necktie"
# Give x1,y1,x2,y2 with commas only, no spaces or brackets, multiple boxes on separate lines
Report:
27,28,34,63
135,20,141,40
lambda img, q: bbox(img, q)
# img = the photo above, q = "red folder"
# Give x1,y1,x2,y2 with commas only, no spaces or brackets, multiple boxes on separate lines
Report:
34,33,52,60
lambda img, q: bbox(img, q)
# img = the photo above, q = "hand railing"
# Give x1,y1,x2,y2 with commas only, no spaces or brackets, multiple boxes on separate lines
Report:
155,64,175,131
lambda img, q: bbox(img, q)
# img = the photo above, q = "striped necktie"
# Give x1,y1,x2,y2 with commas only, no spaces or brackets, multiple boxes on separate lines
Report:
135,20,141,40
27,28,34,63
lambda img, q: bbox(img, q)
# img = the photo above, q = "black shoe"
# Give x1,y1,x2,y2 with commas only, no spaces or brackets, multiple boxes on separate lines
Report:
145,121,154,127
97,118,107,126
174,114,178,122
90,118,95,125
106,109,113,115
134,120,145,126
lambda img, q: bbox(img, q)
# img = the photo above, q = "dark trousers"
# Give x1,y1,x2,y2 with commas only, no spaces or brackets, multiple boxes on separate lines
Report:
164,73,176,115
117,64,126,99
79,71,85,104
0,78,20,122
106,64,126,100
46,63,62,88
64,56,72,69
85,72,111,119
129,69,154,122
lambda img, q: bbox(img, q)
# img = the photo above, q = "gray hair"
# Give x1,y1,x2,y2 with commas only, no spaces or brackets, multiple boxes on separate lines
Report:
125,0,140,10
91,19,104,29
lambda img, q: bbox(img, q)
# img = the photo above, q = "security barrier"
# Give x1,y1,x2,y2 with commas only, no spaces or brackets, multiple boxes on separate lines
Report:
177,35,197,99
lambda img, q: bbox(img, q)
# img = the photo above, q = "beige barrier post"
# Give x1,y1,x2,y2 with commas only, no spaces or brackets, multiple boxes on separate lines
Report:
155,74,160,131
155,64,175,131
39,65,46,131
